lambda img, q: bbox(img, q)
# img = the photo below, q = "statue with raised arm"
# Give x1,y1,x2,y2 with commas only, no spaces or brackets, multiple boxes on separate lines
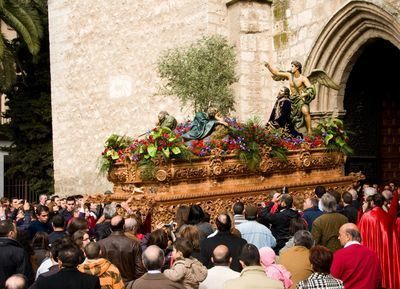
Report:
265,60,339,135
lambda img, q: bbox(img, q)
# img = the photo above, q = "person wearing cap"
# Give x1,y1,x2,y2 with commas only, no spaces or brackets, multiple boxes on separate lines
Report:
236,206,276,249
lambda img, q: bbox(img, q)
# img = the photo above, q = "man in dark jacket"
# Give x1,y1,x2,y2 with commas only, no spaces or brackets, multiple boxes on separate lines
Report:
127,245,184,289
0,220,33,288
36,244,100,289
302,197,323,231
200,214,247,272
28,206,52,238
259,194,300,254
97,215,146,284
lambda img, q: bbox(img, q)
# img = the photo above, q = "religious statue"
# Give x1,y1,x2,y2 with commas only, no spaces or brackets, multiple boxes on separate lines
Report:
265,60,339,135
182,107,229,140
267,86,302,138
157,111,177,130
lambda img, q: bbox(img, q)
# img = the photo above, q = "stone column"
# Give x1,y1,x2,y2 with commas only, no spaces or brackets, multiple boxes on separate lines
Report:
227,0,274,121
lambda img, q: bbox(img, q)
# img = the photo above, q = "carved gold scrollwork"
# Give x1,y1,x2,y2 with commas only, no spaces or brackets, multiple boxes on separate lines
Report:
155,169,168,182
108,168,128,182
209,148,224,176
299,150,312,168
259,158,274,173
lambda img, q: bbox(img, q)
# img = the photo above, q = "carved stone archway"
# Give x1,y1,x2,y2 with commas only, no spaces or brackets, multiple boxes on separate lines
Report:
305,1,400,116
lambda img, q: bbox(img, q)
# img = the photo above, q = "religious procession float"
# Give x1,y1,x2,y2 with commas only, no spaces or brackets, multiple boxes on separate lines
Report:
98,36,363,225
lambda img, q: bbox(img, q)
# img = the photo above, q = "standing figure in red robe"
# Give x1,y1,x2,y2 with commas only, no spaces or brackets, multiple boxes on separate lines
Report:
359,190,399,289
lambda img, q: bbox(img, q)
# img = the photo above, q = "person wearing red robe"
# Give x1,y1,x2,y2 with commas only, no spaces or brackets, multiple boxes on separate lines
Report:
331,223,381,289
359,190,399,289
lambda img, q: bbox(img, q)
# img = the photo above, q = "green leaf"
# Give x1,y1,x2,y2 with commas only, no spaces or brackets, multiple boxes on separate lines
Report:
111,151,119,160
325,134,333,144
172,147,181,155
162,147,170,158
147,144,157,158
168,136,176,142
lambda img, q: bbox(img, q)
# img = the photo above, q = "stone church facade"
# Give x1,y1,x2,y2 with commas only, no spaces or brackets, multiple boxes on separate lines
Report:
48,0,400,194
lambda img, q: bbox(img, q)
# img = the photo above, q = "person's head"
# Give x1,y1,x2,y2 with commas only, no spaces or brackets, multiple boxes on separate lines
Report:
289,217,307,236
293,230,314,249
244,205,258,220
72,230,90,249
49,238,67,262
382,190,392,201
188,205,205,225
142,245,165,271
103,203,117,220
348,188,358,200
60,198,66,209
148,229,169,249
215,214,231,232
67,217,88,236
0,219,16,239
52,214,65,230
83,241,101,260
278,86,290,98
1,197,10,207
315,186,326,199
110,215,124,232
211,245,231,266
32,232,49,250
328,190,341,205
279,194,293,209
233,201,245,215
124,217,138,234
11,198,20,209
372,193,385,208
5,274,27,289
38,194,47,205
172,237,192,259
303,197,318,210
58,244,82,268
51,195,61,206
207,107,218,118
291,60,302,73
239,244,260,267
158,111,169,123
174,205,190,228
320,193,337,213
65,196,75,212
178,225,201,251
363,187,377,198
341,192,353,206
36,205,50,224
338,223,361,246
259,246,277,268
309,246,333,273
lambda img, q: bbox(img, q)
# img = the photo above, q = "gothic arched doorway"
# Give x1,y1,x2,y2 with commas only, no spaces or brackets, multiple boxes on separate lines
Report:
344,39,400,183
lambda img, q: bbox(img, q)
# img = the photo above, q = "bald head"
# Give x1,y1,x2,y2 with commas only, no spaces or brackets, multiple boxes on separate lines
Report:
212,245,231,266
110,215,124,231
338,223,361,246
5,274,27,289
142,245,165,270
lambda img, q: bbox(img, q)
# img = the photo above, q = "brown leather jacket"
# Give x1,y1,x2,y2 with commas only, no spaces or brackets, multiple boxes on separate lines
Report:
98,231,146,283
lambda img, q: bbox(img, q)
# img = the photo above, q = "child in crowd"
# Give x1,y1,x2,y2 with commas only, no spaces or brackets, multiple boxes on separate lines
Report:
164,238,207,289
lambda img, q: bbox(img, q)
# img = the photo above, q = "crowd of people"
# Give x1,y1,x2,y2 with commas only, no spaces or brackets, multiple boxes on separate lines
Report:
0,180,399,289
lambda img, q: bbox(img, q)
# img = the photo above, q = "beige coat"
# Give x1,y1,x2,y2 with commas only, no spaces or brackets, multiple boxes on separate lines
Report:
164,257,208,289
279,246,313,289
222,266,284,289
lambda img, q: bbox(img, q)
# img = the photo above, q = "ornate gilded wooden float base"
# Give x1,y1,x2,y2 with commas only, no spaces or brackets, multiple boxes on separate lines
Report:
107,148,363,226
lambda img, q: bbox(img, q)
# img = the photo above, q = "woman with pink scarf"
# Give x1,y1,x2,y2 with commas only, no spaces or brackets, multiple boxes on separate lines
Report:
259,247,293,289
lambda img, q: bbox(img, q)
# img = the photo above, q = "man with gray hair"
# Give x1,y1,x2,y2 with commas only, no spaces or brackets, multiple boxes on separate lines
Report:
95,203,116,240
311,193,348,252
124,217,139,241
126,245,184,289
279,230,313,287
331,223,381,289
5,274,27,289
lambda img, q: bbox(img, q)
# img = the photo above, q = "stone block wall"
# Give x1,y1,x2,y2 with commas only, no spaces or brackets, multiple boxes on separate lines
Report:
48,0,400,195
